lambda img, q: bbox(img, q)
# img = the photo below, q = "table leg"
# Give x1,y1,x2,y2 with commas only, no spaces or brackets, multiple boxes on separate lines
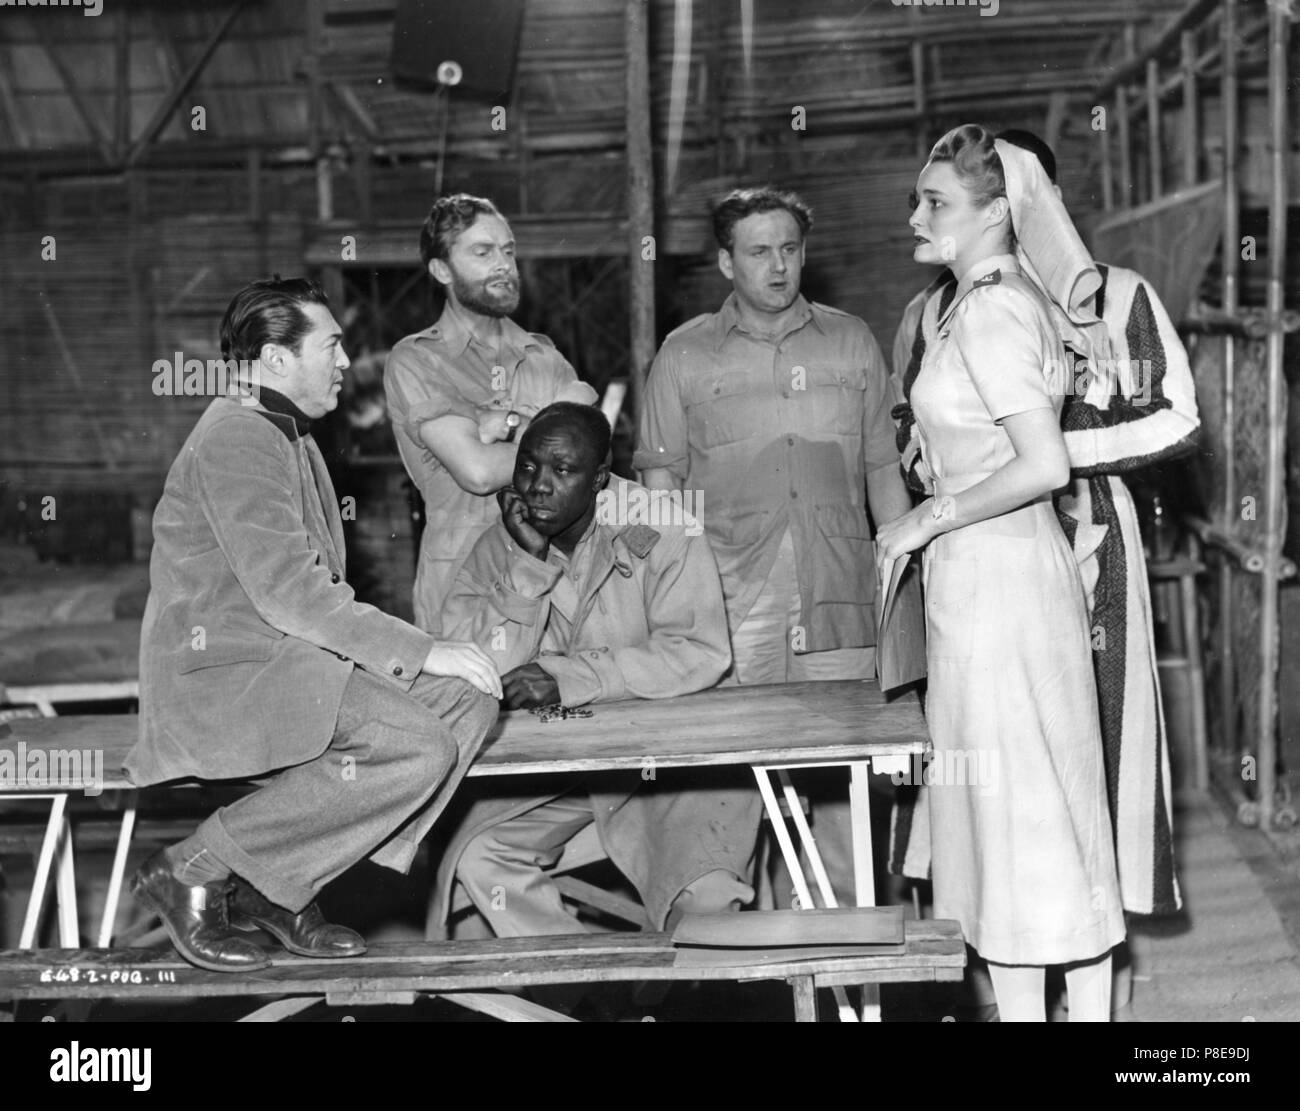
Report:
98,791,138,947
752,767,857,1023
790,976,818,1022
851,761,881,1021
753,767,815,911
20,794,67,949
775,769,840,908
849,761,876,906
55,814,80,948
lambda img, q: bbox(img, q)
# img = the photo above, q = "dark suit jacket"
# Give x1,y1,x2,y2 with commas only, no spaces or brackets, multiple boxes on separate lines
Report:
126,398,436,785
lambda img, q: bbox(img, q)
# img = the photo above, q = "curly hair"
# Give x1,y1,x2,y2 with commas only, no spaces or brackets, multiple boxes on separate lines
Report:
926,124,1006,209
711,186,813,253
418,194,505,269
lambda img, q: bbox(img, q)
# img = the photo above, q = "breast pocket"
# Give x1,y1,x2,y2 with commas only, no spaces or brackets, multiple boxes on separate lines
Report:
803,364,867,437
686,371,761,448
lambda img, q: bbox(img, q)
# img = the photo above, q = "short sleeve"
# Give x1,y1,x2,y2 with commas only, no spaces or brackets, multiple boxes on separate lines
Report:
383,341,478,451
955,286,1058,423
631,345,689,476
544,350,599,407
859,328,903,472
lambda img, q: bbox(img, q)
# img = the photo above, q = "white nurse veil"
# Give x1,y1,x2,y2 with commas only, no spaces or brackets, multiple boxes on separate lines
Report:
995,137,1116,409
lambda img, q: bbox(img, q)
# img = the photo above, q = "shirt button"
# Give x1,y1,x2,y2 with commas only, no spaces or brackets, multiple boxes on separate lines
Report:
781,391,790,399
336,652,351,662
787,436,794,446
393,665,404,677
790,490,799,499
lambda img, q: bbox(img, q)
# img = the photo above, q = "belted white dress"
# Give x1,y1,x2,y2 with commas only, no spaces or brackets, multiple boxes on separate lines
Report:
909,254,1125,965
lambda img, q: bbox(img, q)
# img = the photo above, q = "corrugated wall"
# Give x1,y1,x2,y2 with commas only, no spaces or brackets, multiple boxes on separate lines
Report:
0,211,305,506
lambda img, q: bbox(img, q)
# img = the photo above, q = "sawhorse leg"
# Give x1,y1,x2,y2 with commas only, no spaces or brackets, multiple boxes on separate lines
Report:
98,790,138,947
754,760,884,1021
20,794,80,949
753,766,860,1023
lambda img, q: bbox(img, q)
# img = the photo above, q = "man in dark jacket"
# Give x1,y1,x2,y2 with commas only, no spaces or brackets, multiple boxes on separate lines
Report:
126,276,501,972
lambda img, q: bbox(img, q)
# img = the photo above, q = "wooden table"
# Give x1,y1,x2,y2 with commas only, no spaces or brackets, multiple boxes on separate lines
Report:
2,680,933,1020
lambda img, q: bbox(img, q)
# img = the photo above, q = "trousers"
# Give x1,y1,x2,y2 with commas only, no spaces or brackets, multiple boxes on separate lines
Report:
455,770,758,935
193,667,497,911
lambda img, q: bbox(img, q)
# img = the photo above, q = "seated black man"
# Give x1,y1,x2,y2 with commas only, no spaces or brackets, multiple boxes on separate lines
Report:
429,402,756,937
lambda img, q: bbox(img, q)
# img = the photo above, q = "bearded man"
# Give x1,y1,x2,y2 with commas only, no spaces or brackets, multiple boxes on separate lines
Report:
385,194,598,631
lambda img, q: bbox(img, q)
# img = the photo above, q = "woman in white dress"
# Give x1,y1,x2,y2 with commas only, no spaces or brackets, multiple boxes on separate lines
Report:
877,124,1125,1021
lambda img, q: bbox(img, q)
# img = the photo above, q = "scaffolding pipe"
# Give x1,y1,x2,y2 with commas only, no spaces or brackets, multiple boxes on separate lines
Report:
1220,0,1239,762
1256,0,1289,831
625,0,656,435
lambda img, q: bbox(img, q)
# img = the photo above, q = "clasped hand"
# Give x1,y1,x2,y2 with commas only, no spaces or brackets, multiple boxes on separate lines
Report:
875,497,948,561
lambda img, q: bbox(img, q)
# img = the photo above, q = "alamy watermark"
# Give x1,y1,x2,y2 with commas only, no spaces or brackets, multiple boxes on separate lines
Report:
1,742,104,797
152,352,260,405
1,0,103,14
892,0,999,17
889,749,1000,797
595,485,704,537
1047,357,1155,406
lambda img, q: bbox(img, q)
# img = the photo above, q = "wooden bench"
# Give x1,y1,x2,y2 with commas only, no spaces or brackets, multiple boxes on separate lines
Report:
2,680,945,1020
0,920,965,1022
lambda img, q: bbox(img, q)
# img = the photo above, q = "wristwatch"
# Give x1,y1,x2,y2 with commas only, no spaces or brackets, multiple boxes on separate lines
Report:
504,410,522,441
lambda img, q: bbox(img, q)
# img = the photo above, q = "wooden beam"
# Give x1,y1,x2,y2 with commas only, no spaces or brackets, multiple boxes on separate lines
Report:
0,64,30,150
125,0,251,168
153,35,198,144
1217,0,1238,763
33,24,113,164
1116,86,1132,205
1181,30,1198,186
1146,59,1161,201
114,4,130,161
1095,0,1220,97
1256,0,1290,832
329,81,380,143
625,0,655,439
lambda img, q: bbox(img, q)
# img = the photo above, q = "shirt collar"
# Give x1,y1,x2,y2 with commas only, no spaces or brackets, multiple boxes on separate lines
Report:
713,292,821,351
548,512,602,569
430,301,539,362
939,253,1021,328
253,386,314,441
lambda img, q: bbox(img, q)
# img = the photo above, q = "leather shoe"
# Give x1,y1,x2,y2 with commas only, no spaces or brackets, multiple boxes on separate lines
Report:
228,877,366,958
131,850,269,973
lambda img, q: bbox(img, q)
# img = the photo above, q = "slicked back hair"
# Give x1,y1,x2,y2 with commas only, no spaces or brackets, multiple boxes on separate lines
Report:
219,275,329,364
711,186,813,254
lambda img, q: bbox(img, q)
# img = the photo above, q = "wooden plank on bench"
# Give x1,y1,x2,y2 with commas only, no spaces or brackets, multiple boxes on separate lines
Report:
0,920,964,1002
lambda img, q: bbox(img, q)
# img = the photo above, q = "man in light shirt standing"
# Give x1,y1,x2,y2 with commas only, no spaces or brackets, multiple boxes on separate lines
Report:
385,194,597,631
